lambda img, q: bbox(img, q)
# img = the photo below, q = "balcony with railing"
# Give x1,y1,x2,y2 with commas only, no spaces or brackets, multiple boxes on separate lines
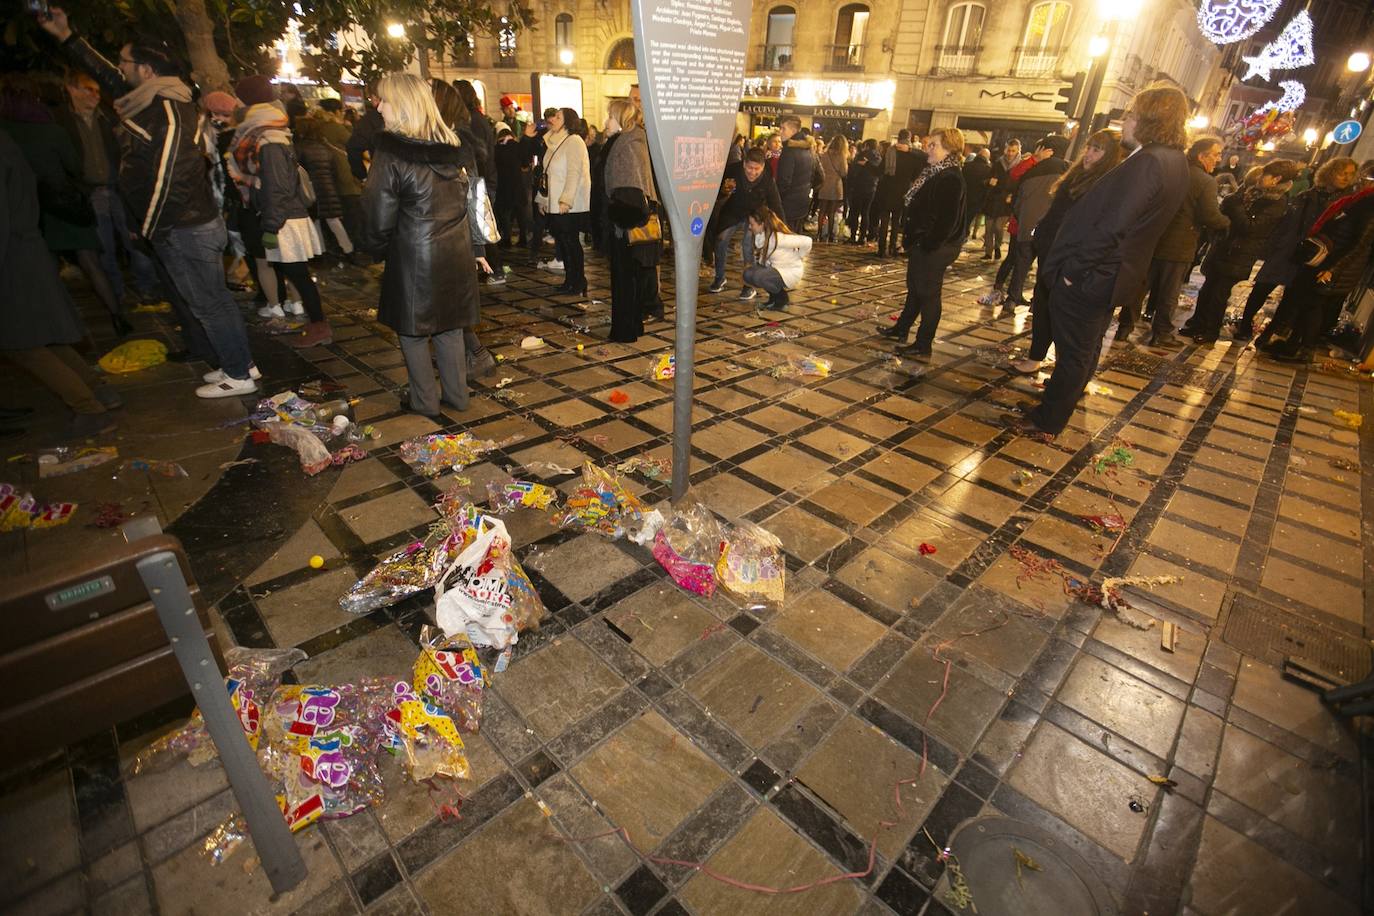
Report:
758,44,794,71
494,53,519,69
825,43,865,71
934,45,980,76
1013,45,1063,78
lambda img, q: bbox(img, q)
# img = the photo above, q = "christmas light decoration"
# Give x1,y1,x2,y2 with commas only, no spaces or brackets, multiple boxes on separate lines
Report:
1196,0,1282,45
1253,79,1306,117
1240,10,1315,82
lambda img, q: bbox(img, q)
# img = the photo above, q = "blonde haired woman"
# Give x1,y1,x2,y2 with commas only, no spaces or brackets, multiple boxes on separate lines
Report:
603,98,659,341
361,73,490,419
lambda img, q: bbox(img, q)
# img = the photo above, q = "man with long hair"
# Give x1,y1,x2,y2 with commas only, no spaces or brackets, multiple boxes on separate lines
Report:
1011,82,1190,437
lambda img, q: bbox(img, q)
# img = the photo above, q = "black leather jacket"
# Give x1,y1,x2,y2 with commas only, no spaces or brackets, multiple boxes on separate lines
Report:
59,33,218,238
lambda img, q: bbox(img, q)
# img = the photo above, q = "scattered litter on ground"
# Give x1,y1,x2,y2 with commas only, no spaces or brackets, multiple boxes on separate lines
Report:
37,446,119,478
486,481,559,512
773,354,831,379
87,501,132,529
1329,457,1359,471
297,379,346,399
553,463,646,539
120,457,188,478
399,433,498,477
743,328,800,341
1147,775,1178,791
219,458,260,471
651,353,676,380
519,336,545,350
1086,382,1114,396
131,300,172,313
616,455,672,482
516,461,577,477
494,377,515,389
0,482,76,531
434,512,545,659
1010,469,1034,487
717,520,786,607
918,543,937,556
1333,409,1362,431
98,338,167,374
309,555,325,569
1092,445,1135,473
1128,796,1147,813
340,501,483,614
608,389,630,405
1013,846,1043,890
1079,513,1126,534
944,860,975,909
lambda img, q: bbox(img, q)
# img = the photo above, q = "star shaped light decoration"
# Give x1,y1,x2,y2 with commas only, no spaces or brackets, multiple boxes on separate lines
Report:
1240,10,1315,82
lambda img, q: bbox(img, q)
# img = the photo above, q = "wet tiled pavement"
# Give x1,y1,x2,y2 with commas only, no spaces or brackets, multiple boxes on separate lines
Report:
1,236,1370,915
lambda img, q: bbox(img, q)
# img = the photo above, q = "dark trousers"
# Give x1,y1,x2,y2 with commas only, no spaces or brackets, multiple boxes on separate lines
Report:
1190,270,1245,338
271,261,324,322
894,243,960,347
547,214,585,288
1241,280,1280,328
983,216,1008,257
1007,237,1036,301
1027,272,1054,360
399,329,467,414
1026,276,1113,434
1144,259,1191,337
1275,272,1346,353
873,199,903,255
497,186,532,247
608,232,645,343
848,190,875,242
995,241,1018,288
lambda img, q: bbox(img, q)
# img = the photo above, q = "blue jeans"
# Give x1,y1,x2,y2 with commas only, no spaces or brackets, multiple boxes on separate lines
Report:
153,218,255,379
713,220,756,286
91,186,160,299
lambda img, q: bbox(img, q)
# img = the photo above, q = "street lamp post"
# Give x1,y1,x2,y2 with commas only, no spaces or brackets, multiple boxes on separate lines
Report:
558,47,574,74
1069,36,1110,158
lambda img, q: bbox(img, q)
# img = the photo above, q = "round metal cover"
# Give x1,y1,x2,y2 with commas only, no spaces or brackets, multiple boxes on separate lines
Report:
944,816,1117,916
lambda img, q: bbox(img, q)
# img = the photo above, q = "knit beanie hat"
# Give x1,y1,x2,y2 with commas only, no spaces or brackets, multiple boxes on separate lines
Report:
234,75,276,107
202,91,238,117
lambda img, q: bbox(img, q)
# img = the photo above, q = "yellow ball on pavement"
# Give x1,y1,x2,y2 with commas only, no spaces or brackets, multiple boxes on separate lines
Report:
309,555,325,569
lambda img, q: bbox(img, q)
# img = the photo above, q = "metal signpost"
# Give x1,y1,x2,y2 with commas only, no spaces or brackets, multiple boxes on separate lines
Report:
631,0,752,499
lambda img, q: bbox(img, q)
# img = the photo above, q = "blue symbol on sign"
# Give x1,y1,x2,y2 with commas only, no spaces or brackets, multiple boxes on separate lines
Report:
1333,120,1363,144
690,217,705,236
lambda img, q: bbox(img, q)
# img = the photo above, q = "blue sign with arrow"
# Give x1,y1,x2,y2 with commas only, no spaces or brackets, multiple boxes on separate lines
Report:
1333,120,1362,144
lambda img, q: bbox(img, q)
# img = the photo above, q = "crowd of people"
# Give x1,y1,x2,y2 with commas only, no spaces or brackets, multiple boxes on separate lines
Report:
5,7,1374,445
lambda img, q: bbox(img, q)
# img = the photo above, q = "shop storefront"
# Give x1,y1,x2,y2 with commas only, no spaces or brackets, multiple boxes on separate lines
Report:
739,76,896,141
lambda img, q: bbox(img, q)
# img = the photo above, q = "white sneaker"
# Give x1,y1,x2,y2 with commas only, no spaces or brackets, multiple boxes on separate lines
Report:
257,303,285,318
203,364,262,383
537,259,565,272
196,376,259,398
283,300,306,317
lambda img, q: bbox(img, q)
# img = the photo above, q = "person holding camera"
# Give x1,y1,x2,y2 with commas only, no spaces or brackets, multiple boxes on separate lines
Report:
37,6,259,399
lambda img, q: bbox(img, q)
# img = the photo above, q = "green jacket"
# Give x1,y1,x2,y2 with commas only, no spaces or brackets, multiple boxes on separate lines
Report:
314,118,362,197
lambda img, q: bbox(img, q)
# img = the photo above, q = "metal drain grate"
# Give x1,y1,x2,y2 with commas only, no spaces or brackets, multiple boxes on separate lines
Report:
1099,351,1227,392
945,816,1116,916
1221,594,1372,680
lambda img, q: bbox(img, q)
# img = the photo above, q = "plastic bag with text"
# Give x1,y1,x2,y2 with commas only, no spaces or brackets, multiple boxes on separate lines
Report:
434,512,546,650
716,520,786,608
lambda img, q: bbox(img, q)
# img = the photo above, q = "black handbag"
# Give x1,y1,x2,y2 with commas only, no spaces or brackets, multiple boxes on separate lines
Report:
38,178,95,227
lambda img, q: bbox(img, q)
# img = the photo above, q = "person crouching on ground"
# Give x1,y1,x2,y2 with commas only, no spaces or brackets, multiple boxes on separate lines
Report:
875,127,968,359
743,205,811,311
361,73,490,419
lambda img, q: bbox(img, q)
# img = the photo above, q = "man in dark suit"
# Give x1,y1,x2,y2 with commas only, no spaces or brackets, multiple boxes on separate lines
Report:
1011,83,1191,437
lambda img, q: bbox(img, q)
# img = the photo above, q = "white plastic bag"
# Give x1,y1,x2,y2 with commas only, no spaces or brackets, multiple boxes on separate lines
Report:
434,513,545,649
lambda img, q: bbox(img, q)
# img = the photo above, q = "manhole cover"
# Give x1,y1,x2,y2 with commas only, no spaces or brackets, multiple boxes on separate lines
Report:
1221,594,1372,680
1099,352,1227,392
943,816,1116,916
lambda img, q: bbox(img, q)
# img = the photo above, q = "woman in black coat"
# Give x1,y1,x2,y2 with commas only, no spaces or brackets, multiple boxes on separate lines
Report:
362,74,489,419
603,99,660,343
874,127,966,359
1184,159,1298,343
1237,157,1358,340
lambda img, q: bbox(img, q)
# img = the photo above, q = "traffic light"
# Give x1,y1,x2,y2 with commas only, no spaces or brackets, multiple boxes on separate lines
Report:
1056,72,1086,118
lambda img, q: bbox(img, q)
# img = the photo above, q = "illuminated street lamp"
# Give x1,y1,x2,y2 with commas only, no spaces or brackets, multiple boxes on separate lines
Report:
1089,35,1109,57
1349,51,1371,73
1302,127,1318,146
558,47,574,68
386,21,406,38
1188,113,1209,130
